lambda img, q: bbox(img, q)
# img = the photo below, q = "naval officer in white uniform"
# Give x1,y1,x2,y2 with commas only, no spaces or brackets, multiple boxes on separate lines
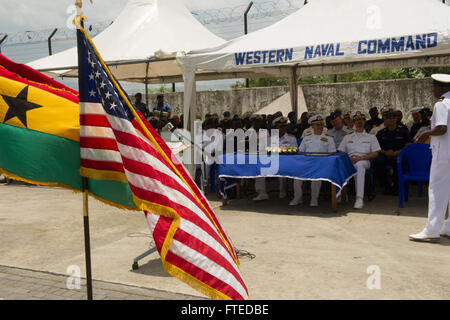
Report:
253,116,298,201
290,115,336,207
410,74,450,242
338,111,381,209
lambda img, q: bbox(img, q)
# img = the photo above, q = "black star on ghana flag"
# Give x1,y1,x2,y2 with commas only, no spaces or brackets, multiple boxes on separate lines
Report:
2,85,43,127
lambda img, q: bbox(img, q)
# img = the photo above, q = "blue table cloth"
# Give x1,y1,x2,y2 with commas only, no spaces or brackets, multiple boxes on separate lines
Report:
217,152,357,196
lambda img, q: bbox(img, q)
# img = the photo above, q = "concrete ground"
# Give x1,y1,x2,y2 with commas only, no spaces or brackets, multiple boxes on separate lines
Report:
0,180,449,300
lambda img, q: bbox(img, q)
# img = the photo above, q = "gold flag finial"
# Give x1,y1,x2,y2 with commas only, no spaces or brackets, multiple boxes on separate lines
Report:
75,0,92,9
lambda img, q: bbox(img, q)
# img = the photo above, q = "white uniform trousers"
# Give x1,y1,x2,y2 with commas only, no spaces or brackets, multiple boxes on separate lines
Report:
255,177,287,195
423,161,450,237
353,160,370,199
293,180,321,200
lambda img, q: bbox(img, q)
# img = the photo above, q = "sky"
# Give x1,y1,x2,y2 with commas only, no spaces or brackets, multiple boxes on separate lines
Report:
0,0,252,34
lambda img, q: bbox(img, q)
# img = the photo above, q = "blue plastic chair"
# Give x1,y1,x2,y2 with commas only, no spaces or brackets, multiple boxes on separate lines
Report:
397,143,432,208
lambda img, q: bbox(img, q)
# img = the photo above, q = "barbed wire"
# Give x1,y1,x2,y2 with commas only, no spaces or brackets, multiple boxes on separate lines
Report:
192,0,305,25
1,0,448,47
0,21,112,46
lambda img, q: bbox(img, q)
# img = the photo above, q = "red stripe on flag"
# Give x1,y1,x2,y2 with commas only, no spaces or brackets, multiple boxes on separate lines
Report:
152,214,172,254
80,114,111,127
81,158,125,173
80,137,119,151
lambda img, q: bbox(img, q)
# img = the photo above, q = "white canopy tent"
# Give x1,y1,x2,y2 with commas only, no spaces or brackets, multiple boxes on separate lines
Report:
27,0,227,85
178,0,450,131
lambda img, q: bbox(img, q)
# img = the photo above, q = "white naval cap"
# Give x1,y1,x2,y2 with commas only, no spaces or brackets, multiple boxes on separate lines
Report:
409,107,423,114
308,114,325,125
431,74,450,83
272,116,289,126
351,110,368,119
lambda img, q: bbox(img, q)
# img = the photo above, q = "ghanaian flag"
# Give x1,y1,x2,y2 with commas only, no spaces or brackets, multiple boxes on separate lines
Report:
0,53,137,210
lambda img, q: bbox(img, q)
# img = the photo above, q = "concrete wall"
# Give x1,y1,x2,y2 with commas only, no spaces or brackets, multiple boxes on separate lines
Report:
144,78,435,120
301,77,435,117
145,86,289,118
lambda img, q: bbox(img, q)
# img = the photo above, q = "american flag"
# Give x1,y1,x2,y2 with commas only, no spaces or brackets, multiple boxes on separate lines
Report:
76,27,248,300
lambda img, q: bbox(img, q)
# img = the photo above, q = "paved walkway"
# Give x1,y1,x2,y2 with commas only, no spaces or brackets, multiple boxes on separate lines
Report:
0,265,202,300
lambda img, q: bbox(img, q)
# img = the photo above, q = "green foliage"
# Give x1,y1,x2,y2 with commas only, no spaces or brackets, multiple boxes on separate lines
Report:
232,77,288,88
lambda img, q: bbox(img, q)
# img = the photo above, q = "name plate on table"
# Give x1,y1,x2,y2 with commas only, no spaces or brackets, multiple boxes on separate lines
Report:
304,153,333,157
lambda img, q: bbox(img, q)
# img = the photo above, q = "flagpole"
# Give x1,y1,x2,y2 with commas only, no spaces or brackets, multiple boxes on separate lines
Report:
75,0,93,300
82,178,93,300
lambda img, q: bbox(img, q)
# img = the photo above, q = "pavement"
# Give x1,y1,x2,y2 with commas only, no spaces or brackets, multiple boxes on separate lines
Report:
0,180,449,300
0,264,200,300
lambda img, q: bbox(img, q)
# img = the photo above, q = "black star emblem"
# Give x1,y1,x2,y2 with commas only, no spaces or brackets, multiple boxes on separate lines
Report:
2,86,43,127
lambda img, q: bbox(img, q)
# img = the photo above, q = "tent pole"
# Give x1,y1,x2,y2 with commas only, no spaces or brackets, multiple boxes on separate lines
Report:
244,2,253,88
82,177,93,300
288,66,299,118
182,68,198,178
189,79,197,178
145,62,150,106
145,81,149,107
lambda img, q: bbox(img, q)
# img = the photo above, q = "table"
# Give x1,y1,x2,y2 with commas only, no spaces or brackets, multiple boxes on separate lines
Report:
217,152,357,211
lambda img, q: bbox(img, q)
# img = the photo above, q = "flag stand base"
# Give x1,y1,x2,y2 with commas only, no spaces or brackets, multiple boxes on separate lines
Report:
131,246,157,270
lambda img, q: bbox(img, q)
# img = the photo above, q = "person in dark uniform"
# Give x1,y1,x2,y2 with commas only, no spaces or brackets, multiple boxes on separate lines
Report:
287,111,303,138
365,107,384,133
395,110,410,137
134,93,149,119
296,111,310,138
374,108,411,195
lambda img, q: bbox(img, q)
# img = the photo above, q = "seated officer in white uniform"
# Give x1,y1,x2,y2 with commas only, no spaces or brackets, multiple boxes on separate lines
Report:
338,111,381,209
301,113,328,138
290,115,336,207
410,74,450,243
253,116,297,201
